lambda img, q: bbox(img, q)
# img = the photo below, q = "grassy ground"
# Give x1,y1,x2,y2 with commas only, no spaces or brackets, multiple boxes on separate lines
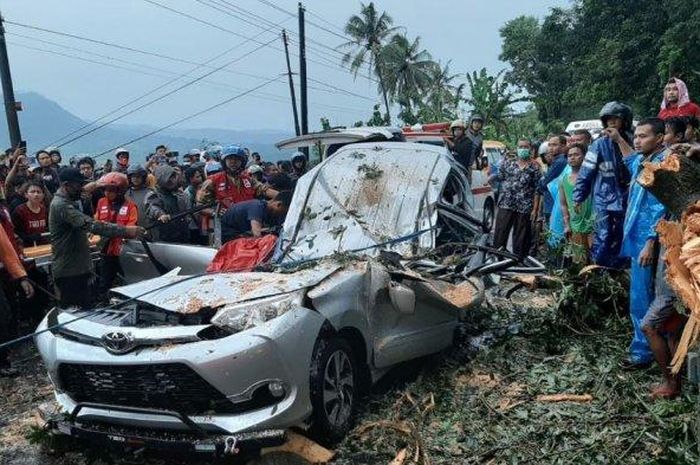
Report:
1,282,698,464
332,287,700,464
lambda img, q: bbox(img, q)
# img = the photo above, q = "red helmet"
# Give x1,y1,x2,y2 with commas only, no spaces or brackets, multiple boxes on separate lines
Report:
97,172,128,191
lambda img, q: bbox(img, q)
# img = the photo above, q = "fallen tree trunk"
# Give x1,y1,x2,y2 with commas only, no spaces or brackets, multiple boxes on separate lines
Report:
640,145,700,373
638,147,700,218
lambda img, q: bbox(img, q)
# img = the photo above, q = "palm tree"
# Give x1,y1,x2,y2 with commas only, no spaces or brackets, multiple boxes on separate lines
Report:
420,61,464,121
379,34,435,112
339,2,397,122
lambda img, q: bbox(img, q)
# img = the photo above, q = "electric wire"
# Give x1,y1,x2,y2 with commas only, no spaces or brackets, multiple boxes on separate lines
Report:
12,41,370,121
32,21,285,147
54,36,280,149
94,74,284,158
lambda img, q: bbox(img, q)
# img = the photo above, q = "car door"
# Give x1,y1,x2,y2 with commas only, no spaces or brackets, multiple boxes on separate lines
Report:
368,262,459,369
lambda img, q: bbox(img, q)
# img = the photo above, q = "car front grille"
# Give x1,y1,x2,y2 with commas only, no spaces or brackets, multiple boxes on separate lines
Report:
58,363,236,415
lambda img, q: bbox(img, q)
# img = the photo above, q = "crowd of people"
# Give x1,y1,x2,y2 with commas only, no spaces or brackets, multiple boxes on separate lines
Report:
460,77,698,400
0,77,699,400
0,142,307,375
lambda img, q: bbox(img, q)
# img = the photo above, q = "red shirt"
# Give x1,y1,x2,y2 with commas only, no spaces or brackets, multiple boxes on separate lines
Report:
94,197,138,256
11,203,48,246
658,101,700,120
208,172,257,209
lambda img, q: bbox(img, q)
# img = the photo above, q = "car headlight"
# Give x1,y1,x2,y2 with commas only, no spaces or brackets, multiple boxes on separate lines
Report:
211,291,304,332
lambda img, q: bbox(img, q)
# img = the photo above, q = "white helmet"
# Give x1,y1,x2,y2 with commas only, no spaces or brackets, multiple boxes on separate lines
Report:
114,147,129,156
450,119,466,130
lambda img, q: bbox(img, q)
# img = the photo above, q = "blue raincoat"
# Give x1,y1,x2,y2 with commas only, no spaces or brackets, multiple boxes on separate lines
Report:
621,149,667,364
547,165,572,247
573,136,631,267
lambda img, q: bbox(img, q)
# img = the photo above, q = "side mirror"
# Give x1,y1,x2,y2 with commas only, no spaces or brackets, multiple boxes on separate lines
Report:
389,282,416,315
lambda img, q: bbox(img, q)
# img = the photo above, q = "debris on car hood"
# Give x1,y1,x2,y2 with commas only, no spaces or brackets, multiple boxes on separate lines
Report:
111,262,341,313
279,142,451,263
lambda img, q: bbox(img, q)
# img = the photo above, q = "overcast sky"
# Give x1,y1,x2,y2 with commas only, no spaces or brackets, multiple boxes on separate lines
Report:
2,0,568,132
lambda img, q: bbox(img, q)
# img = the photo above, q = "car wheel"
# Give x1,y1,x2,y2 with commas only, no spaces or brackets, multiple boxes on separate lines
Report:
309,336,357,444
482,198,495,233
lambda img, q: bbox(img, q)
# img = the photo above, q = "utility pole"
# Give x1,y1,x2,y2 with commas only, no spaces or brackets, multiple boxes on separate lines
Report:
0,12,21,148
298,2,308,155
282,29,300,137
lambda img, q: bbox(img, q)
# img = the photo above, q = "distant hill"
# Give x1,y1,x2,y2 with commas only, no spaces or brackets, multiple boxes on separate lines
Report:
0,92,293,164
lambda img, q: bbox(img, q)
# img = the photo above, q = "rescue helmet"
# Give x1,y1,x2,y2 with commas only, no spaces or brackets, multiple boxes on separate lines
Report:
599,101,633,130
97,172,129,191
291,151,306,163
220,144,247,169
247,164,263,175
450,119,466,130
114,147,129,158
205,144,222,161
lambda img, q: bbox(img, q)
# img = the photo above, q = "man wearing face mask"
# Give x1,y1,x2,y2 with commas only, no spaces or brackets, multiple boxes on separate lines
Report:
49,168,143,308
491,139,542,257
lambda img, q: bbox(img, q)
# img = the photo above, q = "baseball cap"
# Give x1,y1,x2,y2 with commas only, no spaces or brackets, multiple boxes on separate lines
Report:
59,167,89,185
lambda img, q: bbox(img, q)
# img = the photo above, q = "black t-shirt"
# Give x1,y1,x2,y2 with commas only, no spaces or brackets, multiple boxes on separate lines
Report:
39,167,60,194
220,199,268,243
452,136,474,170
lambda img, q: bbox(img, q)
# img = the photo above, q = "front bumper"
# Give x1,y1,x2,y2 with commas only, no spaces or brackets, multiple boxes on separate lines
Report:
48,403,286,457
35,306,326,435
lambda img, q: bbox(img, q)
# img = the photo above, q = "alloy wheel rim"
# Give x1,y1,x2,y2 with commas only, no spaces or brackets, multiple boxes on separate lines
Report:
322,349,354,427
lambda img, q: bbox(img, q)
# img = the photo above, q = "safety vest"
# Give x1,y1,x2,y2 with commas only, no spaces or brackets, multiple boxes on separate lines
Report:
209,172,256,209
95,197,138,256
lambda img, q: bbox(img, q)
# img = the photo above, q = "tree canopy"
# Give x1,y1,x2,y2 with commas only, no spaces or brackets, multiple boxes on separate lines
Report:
500,0,700,124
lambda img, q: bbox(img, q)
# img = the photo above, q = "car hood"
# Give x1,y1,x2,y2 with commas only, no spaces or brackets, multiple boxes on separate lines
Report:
111,263,342,313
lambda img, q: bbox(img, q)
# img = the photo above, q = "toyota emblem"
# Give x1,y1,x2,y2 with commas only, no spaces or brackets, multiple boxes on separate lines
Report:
101,332,135,355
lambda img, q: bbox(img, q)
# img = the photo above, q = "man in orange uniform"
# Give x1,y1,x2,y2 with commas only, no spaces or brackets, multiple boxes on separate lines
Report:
94,172,138,292
0,226,33,376
198,144,278,211
197,145,278,245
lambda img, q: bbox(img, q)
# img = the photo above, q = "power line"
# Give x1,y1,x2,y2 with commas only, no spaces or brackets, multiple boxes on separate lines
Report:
55,36,279,149
305,8,349,37
95,75,283,158
32,21,284,147
142,0,286,54
142,0,378,86
8,41,172,80
4,19,204,67
12,38,371,115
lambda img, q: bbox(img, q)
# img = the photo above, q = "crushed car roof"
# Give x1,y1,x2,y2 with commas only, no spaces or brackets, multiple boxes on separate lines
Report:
279,141,451,263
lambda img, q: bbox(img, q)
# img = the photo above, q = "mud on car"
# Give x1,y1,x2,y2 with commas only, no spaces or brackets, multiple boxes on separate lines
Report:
36,139,543,459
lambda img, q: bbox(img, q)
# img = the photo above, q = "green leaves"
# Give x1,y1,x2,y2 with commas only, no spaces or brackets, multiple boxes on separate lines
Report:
499,0,700,124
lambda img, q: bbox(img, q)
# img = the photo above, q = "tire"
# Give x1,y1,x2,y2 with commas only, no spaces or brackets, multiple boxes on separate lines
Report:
482,198,495,233
309,336,358,444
